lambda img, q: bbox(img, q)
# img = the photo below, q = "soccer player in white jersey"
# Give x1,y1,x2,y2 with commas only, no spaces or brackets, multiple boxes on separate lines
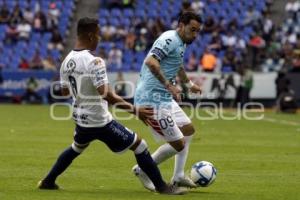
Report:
133,12,202,190
37,17,185,195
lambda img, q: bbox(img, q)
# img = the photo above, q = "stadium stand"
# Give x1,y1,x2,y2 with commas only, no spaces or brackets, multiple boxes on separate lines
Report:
0,0,76,70
97,0,269,72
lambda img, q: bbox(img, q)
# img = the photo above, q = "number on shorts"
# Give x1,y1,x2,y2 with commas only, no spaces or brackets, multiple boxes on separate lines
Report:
159,116,174,130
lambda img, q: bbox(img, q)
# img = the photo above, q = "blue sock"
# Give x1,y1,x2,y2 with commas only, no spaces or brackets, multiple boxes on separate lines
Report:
135,149,166,190
44,146,80,183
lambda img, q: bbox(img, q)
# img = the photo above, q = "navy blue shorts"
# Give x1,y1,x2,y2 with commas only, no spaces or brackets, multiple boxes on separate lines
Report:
74,120,137,153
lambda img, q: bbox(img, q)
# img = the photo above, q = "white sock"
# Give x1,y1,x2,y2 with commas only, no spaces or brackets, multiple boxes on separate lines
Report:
173,135,193,180
151,143,177,165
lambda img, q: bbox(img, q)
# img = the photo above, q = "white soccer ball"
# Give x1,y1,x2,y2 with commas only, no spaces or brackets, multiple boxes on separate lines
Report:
190,161,217,187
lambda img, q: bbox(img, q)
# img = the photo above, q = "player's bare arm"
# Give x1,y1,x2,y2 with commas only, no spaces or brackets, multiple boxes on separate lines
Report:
145,55,182,101
177,66,201,94
96,84,153,123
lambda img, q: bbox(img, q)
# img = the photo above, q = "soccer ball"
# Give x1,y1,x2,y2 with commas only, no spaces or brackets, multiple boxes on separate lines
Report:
190,161,217,187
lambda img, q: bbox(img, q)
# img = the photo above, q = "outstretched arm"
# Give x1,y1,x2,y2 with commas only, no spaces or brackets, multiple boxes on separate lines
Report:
177,65,202,94
145,55,181,101
97,84,153,123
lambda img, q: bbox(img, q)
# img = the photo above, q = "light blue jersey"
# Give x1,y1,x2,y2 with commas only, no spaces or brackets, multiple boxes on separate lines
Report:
135,30,186,106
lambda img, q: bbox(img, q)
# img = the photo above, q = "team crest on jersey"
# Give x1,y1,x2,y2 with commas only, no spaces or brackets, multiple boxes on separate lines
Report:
66,59,76,72
94,58,103,66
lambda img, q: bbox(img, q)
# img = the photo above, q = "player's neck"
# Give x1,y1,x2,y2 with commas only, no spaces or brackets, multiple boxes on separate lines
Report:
176,29,184,44
74,40,91,51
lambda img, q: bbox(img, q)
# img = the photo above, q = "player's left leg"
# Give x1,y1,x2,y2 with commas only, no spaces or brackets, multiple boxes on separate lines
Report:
171,101,196,187
38,127,91,189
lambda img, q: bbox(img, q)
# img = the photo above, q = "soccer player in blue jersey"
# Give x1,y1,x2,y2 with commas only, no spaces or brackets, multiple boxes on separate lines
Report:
37,17,185,195
132,12,202,190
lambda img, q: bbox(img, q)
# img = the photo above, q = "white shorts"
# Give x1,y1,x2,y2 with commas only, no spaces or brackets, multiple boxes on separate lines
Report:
147,100,192,142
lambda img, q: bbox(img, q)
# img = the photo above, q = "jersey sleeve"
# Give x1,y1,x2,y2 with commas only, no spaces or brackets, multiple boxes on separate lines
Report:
149,34,176,61
87,58,109,88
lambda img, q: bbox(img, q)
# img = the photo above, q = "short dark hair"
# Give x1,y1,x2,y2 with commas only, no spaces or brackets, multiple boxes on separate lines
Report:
77,17,99,37
178,11,202,25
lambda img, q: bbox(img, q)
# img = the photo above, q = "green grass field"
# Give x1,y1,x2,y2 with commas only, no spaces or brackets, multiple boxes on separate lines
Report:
0,104,299,200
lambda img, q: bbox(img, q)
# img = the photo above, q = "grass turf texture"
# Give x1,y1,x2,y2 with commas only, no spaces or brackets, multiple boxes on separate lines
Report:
0,104,299,200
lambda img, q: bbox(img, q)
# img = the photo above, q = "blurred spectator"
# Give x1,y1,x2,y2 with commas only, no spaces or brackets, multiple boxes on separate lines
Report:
186,52,198,71
203,16,219,33
101,23,117,41
134,28,148,52
0,3,10,24
228,19,238,32
281,28,297,45
115,25,127,41
191,0,205,15
208,32,222,52
125,31,136,49
200,48,217,72
33,11,47,32
249,33,266,68
22,76,42,104
9,4,23,24
19,57,30,70
42,56,57,71
23,7,34,24
108,46,123,70
261,52,284,72
285,0,300,18
48,2,60,26
30,51,43,70
48,29,63,51
5,22,19,44
222,31,238,49
235,66,253,108
114,72,127,97
244,5,262,27
222,48,239,72
261,12,274,44
235,34,247,53
17,19,32,41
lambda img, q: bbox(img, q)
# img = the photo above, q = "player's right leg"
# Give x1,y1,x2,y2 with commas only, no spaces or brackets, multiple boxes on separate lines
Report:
97,120,186,195
130,137,186,195
134,106,196,188
38,128,91,189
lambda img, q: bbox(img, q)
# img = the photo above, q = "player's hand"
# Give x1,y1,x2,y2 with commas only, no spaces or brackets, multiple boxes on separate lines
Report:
134,106,154,125
189,84,202,94
166,83,182,102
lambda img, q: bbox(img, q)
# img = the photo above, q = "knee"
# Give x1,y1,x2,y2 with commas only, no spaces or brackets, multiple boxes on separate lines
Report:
181,124,195,136
132,138,148,154
169,138,185,152
71,142,89,153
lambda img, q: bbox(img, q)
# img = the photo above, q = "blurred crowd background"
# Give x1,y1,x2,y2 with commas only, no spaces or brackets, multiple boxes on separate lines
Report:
0,0,299,112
